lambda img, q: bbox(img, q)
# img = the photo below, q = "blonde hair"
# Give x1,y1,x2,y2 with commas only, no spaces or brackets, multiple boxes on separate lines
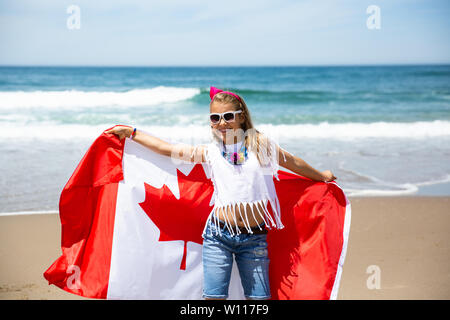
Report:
210,91,273,167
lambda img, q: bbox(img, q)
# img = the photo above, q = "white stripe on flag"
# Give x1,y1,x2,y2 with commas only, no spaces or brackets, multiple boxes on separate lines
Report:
107,138,245,299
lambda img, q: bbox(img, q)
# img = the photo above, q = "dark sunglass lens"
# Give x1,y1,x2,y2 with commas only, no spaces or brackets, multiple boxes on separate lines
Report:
223,112,235,121
210,114,220,123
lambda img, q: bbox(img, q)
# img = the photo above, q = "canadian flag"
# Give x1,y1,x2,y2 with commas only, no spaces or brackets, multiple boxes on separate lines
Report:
44,126,351,300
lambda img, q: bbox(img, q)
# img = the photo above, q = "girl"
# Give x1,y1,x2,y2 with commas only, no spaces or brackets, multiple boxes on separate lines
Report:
106,86,336,300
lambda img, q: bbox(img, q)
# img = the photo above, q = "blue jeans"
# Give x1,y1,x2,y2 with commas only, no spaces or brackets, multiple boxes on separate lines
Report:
202,221,271,300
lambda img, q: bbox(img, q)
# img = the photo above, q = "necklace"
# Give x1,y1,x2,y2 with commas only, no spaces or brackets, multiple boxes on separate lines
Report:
222,141,248,165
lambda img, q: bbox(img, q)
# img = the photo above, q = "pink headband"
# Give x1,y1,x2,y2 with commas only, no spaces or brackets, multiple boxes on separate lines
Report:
210,86,242,103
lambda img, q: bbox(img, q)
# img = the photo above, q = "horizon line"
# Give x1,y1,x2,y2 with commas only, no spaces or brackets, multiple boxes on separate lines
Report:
1,62,449,68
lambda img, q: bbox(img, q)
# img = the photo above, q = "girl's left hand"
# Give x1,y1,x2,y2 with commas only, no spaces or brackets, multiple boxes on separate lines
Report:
321,170,337,182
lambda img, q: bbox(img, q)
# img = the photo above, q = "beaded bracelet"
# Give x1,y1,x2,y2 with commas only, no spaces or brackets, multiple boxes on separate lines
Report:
131,127,137,139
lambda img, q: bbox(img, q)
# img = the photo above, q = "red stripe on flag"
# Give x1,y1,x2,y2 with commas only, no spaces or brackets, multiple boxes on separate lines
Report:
269,170,347,299
43,126,125,299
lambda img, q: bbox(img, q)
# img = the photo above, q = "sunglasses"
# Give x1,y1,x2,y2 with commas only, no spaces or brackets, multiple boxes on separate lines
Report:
209,110,242,124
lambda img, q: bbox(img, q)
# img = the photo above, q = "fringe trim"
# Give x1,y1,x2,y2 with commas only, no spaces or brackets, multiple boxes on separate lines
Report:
203,198,284,237
201,142,285,237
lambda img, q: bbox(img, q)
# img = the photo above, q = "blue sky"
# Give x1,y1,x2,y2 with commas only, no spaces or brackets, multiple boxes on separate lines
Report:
0,0,449,66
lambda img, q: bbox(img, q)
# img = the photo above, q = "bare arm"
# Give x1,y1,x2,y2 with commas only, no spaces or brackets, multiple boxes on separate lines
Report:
104,126,206,163
277,146,336,182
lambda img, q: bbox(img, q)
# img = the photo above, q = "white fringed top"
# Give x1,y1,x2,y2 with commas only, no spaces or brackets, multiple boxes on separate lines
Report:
200,137,286,237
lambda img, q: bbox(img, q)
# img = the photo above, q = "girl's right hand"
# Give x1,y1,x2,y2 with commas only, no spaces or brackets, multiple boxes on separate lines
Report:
104,125,133,140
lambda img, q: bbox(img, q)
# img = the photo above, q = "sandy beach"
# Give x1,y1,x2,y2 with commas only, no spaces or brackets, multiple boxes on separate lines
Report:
1,196,449,300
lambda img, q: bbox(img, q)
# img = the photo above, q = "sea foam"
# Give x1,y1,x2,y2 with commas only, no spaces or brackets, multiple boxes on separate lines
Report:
2,120,450,141
0,86,200,109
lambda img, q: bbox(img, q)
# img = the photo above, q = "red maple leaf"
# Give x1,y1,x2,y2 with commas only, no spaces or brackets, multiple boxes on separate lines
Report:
139,164,214,270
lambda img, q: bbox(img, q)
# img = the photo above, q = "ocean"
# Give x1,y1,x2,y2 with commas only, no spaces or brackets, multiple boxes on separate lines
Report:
1,65,449,214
